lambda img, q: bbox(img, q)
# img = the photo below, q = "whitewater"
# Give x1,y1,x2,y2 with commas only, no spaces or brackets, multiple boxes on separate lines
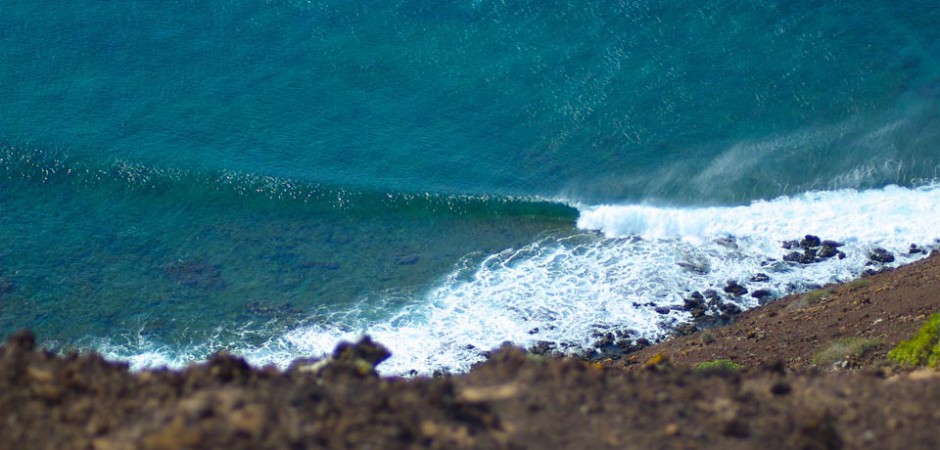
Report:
99,182,940,375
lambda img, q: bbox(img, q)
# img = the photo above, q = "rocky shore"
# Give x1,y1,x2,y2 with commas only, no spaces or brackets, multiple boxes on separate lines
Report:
2,253,940,449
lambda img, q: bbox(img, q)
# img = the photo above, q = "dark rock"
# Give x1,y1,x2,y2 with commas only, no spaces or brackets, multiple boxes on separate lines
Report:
800,235,821,249
751,289,773,301
817,245,839,259
781,240,800,250
723,419,751,438
719,302,742,316
205,352,253,383
909,244,926,255
783,251,803,263
394,254,420,265
655,307,671,315
770,382,792,396
822,240,844,248
332,336,391,367
868,248,895,264
750,273,770,283
683,292,706,310
5,329,36,352
723,281,748,297
715,236,736,248
784,250,817,264
675,323,697,336
529,341,556,356
635,338,651,348
704,290,721,307
837,251,846,260
528,328,540,335
677,260,709,275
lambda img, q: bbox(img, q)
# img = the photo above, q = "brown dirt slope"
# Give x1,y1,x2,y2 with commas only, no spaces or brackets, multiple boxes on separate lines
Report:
616,251,940,372
1,254,939,450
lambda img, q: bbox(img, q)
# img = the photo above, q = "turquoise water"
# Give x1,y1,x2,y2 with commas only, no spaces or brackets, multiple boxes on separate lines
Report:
1,1,939,373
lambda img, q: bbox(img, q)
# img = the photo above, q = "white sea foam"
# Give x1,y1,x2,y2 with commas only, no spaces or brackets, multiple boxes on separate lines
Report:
103,183,940,376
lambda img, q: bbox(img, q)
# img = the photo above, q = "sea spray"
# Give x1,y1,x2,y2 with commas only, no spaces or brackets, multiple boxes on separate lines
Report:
99,183,940,375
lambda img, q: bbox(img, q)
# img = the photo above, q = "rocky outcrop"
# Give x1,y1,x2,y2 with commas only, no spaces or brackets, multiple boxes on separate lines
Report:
782,235,845,264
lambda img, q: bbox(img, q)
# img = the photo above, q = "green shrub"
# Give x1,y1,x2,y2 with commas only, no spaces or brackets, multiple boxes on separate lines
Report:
802,289,832,305
694,359,740,372
845,278,872,291
887,313,940,368
812,337,882,366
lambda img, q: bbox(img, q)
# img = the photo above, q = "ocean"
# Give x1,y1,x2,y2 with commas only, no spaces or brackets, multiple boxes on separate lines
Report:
1,0,939,375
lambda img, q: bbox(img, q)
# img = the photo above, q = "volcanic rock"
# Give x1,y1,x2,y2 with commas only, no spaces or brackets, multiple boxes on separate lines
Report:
723,281,748,297
869,248,895,264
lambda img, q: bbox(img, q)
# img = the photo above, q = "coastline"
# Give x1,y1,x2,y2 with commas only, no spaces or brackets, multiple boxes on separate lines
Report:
2,253,939,449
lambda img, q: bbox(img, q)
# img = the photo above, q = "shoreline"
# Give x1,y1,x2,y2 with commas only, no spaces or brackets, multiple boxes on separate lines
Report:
2,253,939,449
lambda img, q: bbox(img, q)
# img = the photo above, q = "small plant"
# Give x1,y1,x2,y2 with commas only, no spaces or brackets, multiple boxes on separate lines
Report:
812,337,882,366
788,288,833,311
845,278,872,291
887,313,940,367
802,289,832,305
700,331,716,345
694,359,740,372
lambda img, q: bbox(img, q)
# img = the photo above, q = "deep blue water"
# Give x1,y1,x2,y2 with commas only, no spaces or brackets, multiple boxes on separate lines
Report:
1,1,939,373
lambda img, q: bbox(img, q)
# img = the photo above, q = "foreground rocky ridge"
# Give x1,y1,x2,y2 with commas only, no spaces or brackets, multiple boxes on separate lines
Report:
2,254,940,449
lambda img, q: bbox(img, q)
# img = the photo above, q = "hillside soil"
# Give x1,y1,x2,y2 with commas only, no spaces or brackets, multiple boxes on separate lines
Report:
2,254,940,449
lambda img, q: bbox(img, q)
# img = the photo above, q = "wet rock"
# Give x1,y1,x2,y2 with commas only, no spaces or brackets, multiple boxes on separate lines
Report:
751,289,773,301
784,250,816,264
723,281,748,297
674,323,697,336
704,290,721,307
822,240,844,248
655,307,671,315
800,235,822,249
719,302,742,316
750,273,770,283
784,251,805,263
818,245,840,259
162,260,227,291
683,292,706,311
715,236,737,248
909,244,926,255
677,260,710,275
528,341,556,356
868,248,895,264
782,240,800,250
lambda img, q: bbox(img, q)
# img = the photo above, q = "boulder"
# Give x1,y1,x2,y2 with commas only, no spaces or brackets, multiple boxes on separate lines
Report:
723,281,748,297
749,273,770,283
800,235,822,249
781,240,800,250
817,245,840,259
751,289,773,301
869,248,895,264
